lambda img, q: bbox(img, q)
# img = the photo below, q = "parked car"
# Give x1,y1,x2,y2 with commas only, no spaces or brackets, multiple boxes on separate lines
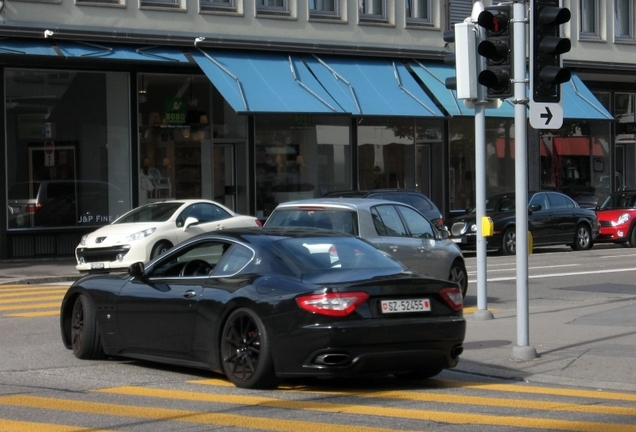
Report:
594,189,636,246
61,228,465,389
322,188,445,229
447,191,600,255
264,198,468,297
75,200,261,273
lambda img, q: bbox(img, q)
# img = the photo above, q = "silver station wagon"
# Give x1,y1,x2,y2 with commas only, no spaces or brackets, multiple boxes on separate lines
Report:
264,198,468,297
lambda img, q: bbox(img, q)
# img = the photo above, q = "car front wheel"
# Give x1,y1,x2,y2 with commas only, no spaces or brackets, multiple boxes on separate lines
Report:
572,224,592,251
150,241,171,259
500,227,516,255
629,226,636,248
221,308,278,389
70,294,105,360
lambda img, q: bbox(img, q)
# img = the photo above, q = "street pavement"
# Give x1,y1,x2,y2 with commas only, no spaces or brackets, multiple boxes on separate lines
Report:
1,257,635,393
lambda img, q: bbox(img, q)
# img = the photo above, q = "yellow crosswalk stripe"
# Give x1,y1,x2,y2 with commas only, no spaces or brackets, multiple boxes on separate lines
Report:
7,310,60,317
96,385,636,432
0,418,112,432
0,295,63,304
0,302,61,311
0,289,67,298
0,395,416,432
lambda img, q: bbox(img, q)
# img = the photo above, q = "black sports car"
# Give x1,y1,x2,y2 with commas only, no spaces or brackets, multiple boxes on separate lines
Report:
60,227,465,389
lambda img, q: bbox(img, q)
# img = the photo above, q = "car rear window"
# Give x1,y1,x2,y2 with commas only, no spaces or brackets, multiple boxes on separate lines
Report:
274,237,403,272
266,209,358,235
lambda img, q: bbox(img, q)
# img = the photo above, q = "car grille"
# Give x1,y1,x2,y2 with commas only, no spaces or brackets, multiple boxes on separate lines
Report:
76,245,131,263
451,222,468,237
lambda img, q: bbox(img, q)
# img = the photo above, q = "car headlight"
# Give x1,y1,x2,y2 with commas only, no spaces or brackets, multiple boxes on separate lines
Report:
124,227,157,242
470,223,477,233
80,234,88,246
614,213,631,226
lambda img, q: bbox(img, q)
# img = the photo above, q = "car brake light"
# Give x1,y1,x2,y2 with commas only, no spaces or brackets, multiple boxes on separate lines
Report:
25,203,41,213
296,292,369,317
297,206,326,211
440,287,463,311
255,218,263,227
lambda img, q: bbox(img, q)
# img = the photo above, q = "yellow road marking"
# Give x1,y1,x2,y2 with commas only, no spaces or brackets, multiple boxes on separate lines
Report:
7,310,60,317
0,302,61,311
463,306,500,314
0,295,63,304
97,385,636,432
0,418,111,432
0,395,415,432
0,289,67,298
0,285,69,291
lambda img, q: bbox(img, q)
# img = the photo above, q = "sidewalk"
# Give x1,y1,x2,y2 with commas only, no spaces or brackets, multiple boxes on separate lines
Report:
2,258,636,393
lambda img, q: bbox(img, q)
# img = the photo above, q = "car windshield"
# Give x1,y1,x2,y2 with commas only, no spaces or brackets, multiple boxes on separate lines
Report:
114,202,183,224
467,196,515,214
266,209,358,235
274,236,403,273
599,193,636,210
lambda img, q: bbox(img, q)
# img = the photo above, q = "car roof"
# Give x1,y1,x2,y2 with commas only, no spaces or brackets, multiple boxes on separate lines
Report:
271,197,409,210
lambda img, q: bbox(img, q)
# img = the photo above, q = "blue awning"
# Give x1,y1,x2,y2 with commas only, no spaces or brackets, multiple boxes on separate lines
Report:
55,41,189,63
0,38,59,57
410,61,613,121
192,49,345,114
304,56,443,117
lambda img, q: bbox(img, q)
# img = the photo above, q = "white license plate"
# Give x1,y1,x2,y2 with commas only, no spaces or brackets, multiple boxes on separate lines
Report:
451,238,462,243
381,298,431,314
90,263,105,269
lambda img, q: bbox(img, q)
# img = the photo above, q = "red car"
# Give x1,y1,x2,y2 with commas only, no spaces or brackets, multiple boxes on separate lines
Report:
595,190,636,247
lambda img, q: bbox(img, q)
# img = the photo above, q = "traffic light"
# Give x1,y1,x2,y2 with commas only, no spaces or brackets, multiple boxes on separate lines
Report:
476,5,513,99
531,0,571,103
443,22,479,100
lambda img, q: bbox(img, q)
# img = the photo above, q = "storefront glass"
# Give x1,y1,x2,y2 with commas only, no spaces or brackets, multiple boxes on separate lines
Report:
357,118,416,190
137,74,247,211
255,115,350,218
6,69,132,229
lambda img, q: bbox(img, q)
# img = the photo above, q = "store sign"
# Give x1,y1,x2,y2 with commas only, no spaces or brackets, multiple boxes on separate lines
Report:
616,122,636,135
165,98,186,125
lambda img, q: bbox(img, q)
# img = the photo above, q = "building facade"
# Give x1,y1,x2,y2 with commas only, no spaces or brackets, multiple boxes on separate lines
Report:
0,0,629,259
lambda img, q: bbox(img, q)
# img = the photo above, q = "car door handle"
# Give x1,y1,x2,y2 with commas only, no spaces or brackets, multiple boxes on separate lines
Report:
389,245,398,252
417,246,427,251
182,290,198,298
216,224,225,230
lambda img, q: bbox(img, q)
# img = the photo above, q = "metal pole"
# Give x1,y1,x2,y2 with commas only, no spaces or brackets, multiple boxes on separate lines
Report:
512,0,537,360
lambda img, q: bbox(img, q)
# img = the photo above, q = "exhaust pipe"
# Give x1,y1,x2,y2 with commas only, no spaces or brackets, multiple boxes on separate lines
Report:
451,346,464,359
314,353,350,366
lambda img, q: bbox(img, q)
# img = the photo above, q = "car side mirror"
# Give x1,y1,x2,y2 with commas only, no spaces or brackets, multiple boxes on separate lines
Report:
437,229,449,240
529,204,541,213
128,262,145,278
183,216,199,230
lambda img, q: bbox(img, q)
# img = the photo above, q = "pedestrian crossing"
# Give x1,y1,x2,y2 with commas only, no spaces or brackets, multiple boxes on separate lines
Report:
0,284,68,317
0,376,634,431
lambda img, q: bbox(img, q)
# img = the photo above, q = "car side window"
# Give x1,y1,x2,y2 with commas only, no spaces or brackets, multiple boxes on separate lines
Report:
370,205,408,237
176,203,231,227
547,193,570,209
397,205,435,239
529,193,549,210
212,244,254,276
150,240,227,278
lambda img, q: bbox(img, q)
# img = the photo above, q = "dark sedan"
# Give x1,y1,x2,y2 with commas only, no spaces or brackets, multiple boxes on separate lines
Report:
447,191,599,255
60,227,465,389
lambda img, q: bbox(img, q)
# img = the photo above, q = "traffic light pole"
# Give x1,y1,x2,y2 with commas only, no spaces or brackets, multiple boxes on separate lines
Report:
512,0,537,361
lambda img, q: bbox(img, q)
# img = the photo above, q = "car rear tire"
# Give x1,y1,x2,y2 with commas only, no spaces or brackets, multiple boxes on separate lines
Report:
70,294,105,360
221,308,278,389
449,260,468,298
572,224,592,251
629,226,636,248
500,227,516,255
150,241,171,259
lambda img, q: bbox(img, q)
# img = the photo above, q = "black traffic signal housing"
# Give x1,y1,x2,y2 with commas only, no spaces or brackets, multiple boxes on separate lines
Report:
477,5,513,99
531,1,571,103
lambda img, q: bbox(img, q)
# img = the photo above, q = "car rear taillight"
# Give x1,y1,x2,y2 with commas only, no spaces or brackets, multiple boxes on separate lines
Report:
255,218,263,227
25,203,41,213
440,287,463,311
296,292,369,317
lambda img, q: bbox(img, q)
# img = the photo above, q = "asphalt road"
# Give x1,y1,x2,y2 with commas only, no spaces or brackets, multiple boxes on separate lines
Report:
0,243,635,431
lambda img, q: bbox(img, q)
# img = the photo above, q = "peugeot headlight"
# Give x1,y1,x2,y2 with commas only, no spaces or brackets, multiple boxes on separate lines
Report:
124,227,157,242
615,213,631,226
80,234,88,246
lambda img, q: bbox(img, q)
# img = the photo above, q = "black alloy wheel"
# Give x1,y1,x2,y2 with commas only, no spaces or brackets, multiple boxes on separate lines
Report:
571,224,592,251
220,308,277,389
629,226,636,248
70,294,104,360
500,227,516,255
449,261,468,298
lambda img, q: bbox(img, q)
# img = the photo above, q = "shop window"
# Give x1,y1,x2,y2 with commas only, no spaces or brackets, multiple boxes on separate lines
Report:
5,69,132,229
580,0,600,39
255,115,350,219
406,0,432,26
200,0,237,13
615,0,634,41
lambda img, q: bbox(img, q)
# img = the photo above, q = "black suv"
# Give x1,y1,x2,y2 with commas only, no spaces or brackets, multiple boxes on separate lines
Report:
322,188,445,229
